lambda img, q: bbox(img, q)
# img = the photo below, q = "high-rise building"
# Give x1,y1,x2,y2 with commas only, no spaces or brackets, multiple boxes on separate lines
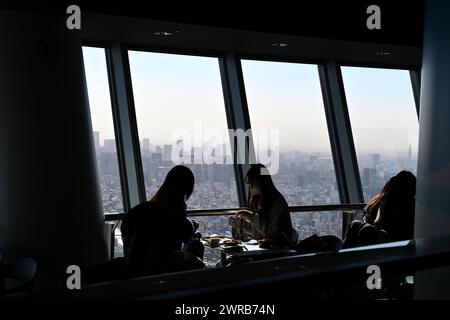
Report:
372,153,381,167
191,147,203,164
175,139,184,160
142,138,150,156
93,131,100,152
98,152,119,176
163,144,173,162
408,145,413,160
151,152,163,167
363,167,377,192
103,139,116,153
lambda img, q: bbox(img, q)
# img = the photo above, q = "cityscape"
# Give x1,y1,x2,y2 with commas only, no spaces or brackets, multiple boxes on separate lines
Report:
92,132,417,258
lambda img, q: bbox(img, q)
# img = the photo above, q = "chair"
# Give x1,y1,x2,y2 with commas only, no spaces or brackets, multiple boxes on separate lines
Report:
0,257,37,298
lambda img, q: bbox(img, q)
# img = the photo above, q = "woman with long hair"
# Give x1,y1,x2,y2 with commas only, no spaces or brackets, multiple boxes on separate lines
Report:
344,170,416,248
234,164,295,245
376,170,416,241
363,176,396,225
121,165,203,276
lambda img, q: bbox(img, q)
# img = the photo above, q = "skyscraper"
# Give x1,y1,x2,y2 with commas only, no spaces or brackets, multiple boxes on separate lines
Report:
372,153,381,167
142,138,150,156
103,139,116,153
176,139,184,158
93,131,100,152
163,144,173,162
363,167,376,187
408,144,413,160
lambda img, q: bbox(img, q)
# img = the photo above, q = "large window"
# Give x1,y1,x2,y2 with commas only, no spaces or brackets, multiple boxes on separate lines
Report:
341,67,419,201
292,211,342,239
128,51,239,211
83,47,124,214
242,60,340,206
242,60,341,239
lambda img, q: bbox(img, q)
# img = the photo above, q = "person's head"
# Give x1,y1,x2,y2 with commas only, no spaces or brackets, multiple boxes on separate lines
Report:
245,164,278,202
367,171,416,236
379,171,416,239
389,170,416,200
152,165,195,210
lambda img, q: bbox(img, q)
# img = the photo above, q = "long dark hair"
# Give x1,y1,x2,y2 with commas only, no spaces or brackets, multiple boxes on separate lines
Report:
151,165,195,212
364,176,396,224
245,164,281,214
365,170,416,240
381,170,416,240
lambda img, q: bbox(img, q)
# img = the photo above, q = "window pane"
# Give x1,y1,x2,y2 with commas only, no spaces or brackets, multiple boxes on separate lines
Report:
341,67,419,201
83,47,124,213
291,211,342,239
195,216,232,237
129,51,239,210
242,60,340,206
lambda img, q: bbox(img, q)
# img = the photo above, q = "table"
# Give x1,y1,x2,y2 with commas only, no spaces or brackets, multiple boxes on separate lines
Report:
202,238,298,267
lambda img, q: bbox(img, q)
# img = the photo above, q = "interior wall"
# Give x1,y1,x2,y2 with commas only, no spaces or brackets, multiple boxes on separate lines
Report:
0,9,107,293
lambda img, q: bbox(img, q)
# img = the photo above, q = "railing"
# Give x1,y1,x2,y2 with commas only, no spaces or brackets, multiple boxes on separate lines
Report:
104,203,366,259
53,234,450,300
104,203,366,221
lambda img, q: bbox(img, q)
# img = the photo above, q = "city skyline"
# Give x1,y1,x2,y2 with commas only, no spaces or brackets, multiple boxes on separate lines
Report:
93,130,418,163
92,129,417,259
93,131,417,209
82,47,420,259
83,47,419,154
93,129,419,156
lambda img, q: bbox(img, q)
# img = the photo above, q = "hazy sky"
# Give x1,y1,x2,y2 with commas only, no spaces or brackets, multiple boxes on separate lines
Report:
82,47,419,154
341,66,419,155
242,59,332,153
83,47,115,142
129,50,230,149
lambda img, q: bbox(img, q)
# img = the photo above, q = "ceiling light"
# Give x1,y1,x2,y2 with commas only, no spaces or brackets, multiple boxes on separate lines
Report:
375,51,392,55
154,30,180,37
272,42,289,47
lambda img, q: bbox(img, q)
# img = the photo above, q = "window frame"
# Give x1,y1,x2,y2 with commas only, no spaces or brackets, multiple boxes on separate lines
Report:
338,64,420,203
82,39,420,240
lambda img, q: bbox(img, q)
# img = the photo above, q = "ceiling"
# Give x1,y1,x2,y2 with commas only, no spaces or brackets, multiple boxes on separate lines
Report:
1,0,425,47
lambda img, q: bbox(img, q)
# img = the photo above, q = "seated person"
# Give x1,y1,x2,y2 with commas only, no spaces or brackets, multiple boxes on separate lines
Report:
120,165,205,277
344,170,416,248
231,164,295,246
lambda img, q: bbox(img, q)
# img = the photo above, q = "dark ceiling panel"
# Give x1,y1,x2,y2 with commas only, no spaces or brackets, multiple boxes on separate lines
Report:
1,0,425,46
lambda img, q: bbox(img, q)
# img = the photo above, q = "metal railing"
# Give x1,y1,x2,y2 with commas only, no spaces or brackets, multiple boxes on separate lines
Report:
104,203,366,221
104,203,366,260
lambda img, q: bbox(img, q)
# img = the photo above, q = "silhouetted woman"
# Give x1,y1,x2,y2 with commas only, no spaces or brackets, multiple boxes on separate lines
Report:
364,176,396,226
235,164,295,245
344,170,416,247
121,165,203,277
374,170,416,241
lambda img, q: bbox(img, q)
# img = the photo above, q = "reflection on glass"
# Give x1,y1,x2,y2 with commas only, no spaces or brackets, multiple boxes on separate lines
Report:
83,46,124,213
341,67,419,201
